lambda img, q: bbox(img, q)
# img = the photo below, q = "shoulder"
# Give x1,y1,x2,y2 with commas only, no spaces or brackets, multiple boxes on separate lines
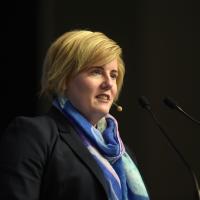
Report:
0,109,68,172
17,114,58,135
0,112,64,199
2,114,58,142
0,110,63,160
0,106,74,154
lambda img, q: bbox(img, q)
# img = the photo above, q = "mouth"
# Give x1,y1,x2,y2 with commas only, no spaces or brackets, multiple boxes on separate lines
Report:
96,94,110,102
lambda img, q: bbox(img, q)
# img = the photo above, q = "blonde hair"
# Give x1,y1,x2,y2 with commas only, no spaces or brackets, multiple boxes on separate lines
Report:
40,29,125,100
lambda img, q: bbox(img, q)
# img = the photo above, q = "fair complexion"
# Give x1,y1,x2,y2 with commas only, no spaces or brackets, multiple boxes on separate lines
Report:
66,59,118,125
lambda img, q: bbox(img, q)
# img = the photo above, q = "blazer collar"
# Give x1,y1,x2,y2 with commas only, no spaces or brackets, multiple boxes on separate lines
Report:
47,106,109,196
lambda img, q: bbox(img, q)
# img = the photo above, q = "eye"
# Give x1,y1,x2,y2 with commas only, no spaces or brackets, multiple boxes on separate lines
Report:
110,72,118,80
90,68,102,76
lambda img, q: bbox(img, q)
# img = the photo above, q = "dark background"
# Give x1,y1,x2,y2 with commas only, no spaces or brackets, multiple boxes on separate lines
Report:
1,0,200,199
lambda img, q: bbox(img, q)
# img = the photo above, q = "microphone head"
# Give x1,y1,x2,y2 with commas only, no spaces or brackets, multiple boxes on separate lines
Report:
163,97,177,109
116,105,123,112
138,96,151,110
113,102,123,112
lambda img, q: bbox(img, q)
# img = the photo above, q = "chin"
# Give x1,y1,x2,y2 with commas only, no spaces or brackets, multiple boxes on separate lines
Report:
92,103,111,115
96,107,110,116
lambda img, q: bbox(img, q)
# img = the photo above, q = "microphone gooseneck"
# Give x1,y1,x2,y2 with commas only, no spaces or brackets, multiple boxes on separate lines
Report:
138,96,200,199
138,96,151,110
163,97,200,125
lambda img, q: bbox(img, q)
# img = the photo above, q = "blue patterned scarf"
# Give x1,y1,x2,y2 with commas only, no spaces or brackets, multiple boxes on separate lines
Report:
53,97,150,200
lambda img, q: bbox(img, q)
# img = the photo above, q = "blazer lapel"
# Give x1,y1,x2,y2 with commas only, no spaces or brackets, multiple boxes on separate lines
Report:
48,107,109,196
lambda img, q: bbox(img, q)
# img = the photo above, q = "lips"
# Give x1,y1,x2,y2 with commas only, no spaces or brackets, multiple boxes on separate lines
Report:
96,94,110,101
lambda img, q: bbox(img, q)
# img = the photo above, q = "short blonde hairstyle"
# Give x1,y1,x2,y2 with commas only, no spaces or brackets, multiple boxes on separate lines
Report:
40,29,125,100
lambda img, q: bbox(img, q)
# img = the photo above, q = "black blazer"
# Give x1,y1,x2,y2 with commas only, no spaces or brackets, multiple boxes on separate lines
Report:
0,107,109,200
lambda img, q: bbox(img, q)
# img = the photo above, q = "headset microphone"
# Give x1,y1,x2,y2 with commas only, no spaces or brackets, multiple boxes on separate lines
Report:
113,102,123,112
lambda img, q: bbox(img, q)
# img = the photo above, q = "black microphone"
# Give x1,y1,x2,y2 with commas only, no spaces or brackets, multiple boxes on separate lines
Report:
163,96,200,125
138,96,200,199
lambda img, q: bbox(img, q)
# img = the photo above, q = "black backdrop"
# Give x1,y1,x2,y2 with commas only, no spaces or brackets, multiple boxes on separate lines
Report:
1,0,200,199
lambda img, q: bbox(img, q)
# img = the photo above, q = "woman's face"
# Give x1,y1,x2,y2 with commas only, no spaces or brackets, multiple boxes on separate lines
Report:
66,59,118,125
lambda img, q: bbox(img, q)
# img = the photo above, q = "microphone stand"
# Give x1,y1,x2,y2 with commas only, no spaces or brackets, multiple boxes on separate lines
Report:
139,96,200,200
172,105,200,125
163,97,200,125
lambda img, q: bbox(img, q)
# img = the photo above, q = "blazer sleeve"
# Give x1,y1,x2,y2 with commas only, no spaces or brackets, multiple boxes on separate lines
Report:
0,116,56,200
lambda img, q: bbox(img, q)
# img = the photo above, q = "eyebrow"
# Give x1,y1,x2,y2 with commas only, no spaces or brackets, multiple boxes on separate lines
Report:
89,66,118,73
111,70,118,73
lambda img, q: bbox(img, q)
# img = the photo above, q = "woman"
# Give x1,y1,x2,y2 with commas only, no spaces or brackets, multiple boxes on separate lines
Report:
0,30,150,200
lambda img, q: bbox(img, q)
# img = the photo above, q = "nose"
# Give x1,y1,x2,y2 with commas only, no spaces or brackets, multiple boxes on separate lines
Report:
100,75,113,90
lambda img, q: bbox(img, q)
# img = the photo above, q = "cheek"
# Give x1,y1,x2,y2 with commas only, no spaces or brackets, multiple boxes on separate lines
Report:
74,79,95,97
112,84,118,98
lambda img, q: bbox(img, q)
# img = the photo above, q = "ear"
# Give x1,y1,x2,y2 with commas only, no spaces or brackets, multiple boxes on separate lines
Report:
63,83,67,91
62,78,69,91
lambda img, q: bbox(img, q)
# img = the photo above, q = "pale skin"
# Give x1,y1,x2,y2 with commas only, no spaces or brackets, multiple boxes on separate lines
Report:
66,59,118,125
